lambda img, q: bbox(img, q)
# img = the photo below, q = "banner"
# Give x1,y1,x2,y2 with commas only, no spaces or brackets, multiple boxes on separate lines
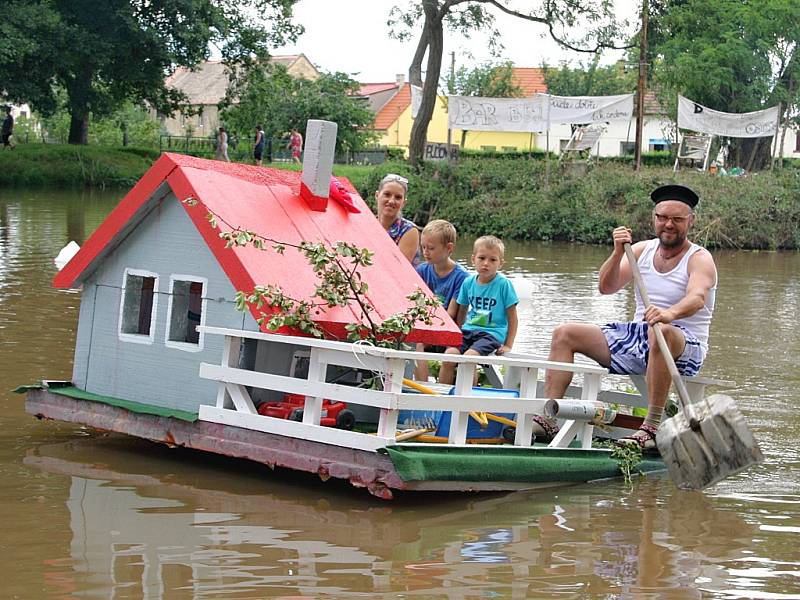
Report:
447,96,548,132
678,96,779,138
447,93,634,132
545,93,634,124
411,84,422,119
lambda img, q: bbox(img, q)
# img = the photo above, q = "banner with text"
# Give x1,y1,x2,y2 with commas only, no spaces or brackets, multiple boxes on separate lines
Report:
678,96,779,138
447,96,548,132
545,93,634,124
447,93,634,132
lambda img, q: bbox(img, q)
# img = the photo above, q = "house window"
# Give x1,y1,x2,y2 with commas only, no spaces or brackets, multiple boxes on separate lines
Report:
165,276,207,350
119,269,159,343
795,134,800,154
502,146,517,152
480,145,496,152
620,142,635,156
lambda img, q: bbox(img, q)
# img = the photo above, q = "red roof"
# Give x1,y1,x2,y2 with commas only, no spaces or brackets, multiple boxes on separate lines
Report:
511,68,548,96
358,82,399,96
54,153,460,346
373,83,411,130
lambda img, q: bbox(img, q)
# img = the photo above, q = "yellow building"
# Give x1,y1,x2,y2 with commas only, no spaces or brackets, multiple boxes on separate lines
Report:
359,68,549,153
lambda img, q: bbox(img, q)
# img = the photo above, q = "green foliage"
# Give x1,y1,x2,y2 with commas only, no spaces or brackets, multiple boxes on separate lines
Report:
40,99,161,147
0,143,158,187
650,0,799,113
221,63,378,152
0,0,301,143
445,61,524,98
543,55,636,96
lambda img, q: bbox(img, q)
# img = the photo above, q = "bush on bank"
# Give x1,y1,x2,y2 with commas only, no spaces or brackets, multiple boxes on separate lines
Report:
363,158,800,250
3,144,798,249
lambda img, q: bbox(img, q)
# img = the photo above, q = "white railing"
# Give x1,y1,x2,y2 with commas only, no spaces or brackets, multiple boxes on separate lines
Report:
196,327,731,453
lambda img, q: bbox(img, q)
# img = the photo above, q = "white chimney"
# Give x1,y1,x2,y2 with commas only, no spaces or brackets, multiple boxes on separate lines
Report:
396,73,406,86
300,119,338,211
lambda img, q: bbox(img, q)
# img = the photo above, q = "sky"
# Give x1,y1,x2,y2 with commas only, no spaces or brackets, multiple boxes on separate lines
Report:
270,0,641,83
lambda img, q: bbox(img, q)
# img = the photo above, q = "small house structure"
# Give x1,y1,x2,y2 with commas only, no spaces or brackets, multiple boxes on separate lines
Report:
53,134,459,416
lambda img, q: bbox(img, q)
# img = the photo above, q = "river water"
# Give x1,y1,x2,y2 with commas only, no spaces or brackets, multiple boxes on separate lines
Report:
1,187,799,599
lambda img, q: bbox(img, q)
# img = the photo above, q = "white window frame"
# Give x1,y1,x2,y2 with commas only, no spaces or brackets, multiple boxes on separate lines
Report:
118,268,159,345
164,274,208,352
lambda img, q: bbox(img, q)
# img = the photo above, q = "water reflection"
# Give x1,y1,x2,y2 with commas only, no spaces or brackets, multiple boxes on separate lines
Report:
21,436,797,598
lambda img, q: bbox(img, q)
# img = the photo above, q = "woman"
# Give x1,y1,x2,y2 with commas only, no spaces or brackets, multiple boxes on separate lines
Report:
216,127,230,162
375,173,420,266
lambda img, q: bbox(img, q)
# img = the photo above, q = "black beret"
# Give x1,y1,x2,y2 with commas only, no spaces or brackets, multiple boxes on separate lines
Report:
650,184,699,208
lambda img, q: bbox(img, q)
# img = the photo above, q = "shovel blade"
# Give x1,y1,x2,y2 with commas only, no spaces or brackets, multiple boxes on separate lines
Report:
656,394,764,490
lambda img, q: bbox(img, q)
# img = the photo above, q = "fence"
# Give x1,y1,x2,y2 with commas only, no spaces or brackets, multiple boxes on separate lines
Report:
159,135,390,165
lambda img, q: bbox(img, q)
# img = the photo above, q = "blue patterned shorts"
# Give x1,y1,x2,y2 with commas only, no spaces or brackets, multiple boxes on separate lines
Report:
600,321,705,376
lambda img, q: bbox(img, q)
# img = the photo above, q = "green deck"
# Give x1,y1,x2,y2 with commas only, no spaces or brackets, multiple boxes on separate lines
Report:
15,383,198,422
384,444,664,483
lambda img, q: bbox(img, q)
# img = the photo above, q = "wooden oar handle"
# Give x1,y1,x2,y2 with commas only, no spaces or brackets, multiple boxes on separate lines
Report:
623,243,692,410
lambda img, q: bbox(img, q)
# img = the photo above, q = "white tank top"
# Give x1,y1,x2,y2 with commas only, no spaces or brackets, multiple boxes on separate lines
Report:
633,238,717,352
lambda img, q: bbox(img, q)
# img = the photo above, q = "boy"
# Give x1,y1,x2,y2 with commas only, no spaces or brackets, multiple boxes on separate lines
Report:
414,220,469,380
439,235,519,385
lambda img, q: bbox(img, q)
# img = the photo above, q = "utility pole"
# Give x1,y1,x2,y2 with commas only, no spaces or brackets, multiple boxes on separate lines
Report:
447,51,455,162
634,0,649,171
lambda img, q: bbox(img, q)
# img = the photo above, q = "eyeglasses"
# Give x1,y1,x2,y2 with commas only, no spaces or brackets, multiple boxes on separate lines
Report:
381,173,409,188
654,212,692,225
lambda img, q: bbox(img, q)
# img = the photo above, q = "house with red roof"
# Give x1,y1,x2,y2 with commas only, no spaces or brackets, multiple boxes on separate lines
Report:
55,130,459,414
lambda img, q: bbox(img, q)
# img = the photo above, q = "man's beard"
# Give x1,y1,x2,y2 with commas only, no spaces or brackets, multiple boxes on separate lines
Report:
659,231,686,249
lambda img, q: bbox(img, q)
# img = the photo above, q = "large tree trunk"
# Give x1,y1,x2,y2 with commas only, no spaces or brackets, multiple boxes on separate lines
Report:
68,113,89,145
66,65,93,145
409,0,444,168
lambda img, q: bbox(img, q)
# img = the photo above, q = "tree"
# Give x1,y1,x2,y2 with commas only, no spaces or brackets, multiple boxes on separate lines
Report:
220,64,378,153
445,60,523,147
648,0,800,169
0,0,301,145
542,56,635,97
389,0,633,166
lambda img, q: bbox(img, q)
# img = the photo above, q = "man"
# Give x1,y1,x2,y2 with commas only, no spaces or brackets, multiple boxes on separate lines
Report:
2,106,14,149
540,184,718,450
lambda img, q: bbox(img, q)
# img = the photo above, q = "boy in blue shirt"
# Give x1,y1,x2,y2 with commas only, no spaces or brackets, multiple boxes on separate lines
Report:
439,235,519,385
414,219,469,380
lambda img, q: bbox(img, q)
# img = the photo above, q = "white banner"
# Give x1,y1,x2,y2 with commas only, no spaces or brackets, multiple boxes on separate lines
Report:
447,93,634,132
411,84,422,119
447,95,548,132
546,93,634,124
678,95,779,138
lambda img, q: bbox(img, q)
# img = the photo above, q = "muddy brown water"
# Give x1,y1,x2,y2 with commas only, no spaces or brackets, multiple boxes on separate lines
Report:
1,187,799,598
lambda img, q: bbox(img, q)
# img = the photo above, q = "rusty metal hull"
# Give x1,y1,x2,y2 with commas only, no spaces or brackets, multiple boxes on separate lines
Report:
25,389,405,499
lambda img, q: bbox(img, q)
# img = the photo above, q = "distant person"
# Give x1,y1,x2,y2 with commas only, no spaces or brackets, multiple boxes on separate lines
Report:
2,107,14,149
288,127,303,164
253,124,266,166
215,127,229,162
438,235,519,385
374,173,421,266
541,184,717,449
414,219,470,381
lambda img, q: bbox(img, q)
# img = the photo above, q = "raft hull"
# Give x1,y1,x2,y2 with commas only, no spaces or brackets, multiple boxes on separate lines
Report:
25,389,665,499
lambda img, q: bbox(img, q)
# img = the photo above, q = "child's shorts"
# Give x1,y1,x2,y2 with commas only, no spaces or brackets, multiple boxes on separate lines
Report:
461,330,501,356
600,321,705,376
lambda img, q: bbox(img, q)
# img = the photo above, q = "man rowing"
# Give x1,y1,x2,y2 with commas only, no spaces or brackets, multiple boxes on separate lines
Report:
539,184,718,450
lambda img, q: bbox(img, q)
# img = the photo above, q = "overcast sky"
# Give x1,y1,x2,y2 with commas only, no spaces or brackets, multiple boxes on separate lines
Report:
270,0,641,83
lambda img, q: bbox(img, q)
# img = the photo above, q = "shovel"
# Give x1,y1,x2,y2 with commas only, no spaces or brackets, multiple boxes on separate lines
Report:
624,243,763,490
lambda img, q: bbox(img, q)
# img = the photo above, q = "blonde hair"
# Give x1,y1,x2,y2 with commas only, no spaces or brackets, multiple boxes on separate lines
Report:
473,235,505,258
422,219,457,246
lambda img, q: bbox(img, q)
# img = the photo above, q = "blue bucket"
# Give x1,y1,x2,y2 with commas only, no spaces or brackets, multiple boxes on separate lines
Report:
436,387,519,439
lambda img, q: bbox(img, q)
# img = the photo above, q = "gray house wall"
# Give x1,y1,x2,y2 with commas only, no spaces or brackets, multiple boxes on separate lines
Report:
71,190,259,413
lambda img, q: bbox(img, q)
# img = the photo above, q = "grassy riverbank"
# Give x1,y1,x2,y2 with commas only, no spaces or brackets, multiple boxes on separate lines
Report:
3,143,798,249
